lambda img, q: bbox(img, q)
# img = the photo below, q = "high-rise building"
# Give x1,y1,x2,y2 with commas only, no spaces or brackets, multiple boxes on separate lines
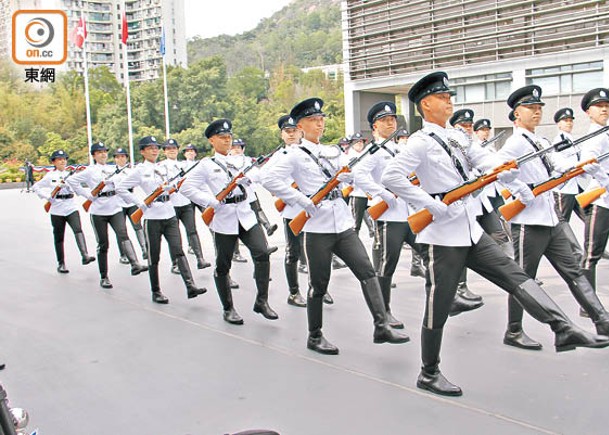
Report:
1,0,187,83
342,1,609,138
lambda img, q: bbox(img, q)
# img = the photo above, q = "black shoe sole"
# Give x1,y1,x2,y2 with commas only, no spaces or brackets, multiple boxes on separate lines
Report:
197,262,211,269
374,335,410,344
131,267,148,276
388,322,405,329
287,300,307,308
187,289,207,299
253,306,279,320
307,344,339,355
152,298,169,304
223,317,244,325
556,340,609,352
503,338,543,351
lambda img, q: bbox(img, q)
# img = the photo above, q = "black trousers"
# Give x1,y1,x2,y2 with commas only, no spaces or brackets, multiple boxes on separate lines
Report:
478,208,510,245
143,216,185,266
350,196,373,236
421,233,531,329
303,229,376,297
555,191,586,223
50,211,84,263
90,212,129,278
582,205,609,291
214,224,269,277
174,203,198,238
376,220,422,278
283,218,303,265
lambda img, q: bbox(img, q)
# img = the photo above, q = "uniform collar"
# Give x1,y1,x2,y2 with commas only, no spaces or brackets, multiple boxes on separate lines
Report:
423,120,448,141
300,138,320,154
516,126,538,142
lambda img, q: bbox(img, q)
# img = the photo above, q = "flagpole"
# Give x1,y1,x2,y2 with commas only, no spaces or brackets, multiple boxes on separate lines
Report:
161,25,170,138
81,12,93,165
121,3,134,166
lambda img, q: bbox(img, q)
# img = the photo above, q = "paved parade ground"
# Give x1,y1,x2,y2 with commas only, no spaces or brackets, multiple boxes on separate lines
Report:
1,186,609,435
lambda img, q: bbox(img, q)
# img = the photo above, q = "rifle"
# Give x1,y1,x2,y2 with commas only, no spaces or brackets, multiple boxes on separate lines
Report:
82,165,128,212
368,172,419,220
43,165,84,212
480,130,506,148
202,146,283,226
407,133,580,234
288,132,398,236
576,186,606,208
131,160,201,224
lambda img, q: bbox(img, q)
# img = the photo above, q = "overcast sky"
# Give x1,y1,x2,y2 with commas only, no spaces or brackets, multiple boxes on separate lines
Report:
184,0,293,39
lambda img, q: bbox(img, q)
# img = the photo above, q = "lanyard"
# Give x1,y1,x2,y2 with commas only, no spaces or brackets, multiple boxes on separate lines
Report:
428,132,469,181
211,157,245,197
522,134,553,176
298,146,335,179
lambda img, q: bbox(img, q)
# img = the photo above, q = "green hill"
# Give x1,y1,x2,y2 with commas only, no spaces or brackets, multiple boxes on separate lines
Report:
187,0,342,74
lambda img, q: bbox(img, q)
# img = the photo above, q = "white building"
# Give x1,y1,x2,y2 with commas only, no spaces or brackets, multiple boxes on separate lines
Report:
342,0,609,140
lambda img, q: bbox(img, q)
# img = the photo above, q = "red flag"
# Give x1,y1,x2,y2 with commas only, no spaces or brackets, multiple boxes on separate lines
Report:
122,13,128,44
70,16,87,48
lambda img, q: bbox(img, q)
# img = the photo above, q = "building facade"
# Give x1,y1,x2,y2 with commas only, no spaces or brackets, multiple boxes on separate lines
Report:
1,0,187,83
342,0,609,140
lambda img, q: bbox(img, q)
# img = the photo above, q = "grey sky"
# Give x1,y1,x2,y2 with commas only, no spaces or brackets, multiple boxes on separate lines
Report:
184,0,293,39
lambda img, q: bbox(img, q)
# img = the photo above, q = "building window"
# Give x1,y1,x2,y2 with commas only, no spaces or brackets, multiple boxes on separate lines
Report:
454,73,512,103
526,61,603,95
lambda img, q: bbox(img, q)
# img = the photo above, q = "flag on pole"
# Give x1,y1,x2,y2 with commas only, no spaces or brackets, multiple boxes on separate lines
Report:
70,16,87,48
121,13,128,44
160,26,166,56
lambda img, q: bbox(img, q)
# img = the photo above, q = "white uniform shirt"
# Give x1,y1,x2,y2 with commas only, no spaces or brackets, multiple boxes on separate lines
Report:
113,164,138,207
67,164,122,216
32,169,79,216
179,153,258,235
495,127,560,227
158,158,191,207
261,138,354,234
580,123,609,210
381,121,485,247
552,131,590,194
265,145,302,220
115,160,177,220
227,154,259,204
352,139,410,222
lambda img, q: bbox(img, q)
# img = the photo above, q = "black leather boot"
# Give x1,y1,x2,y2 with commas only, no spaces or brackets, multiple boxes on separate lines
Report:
503,322,543,350
98,251,112,288
188,234,211,269
135,228,148,260
120,240,148,276
253,261,278,320
378,276,404,329
75,232,95,265
176,255,207,299
416,327,462,396
55,241,69,273
255,204,278,236
371,242,381,273
456,281,483,302
170,258,180,274
100,277,113,289
149,264,169,304
307,292,338,355
449,291,484,317
214,273,243,324
511,279,609,352
285,260,306,307
567,275,609,336
323,292,334,304
229,275,239,289
361,278,410,344
410,250,426,278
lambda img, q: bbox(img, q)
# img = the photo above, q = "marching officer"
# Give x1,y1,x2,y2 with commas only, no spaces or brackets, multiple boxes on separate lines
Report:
345,132,375,239
113,148,148,262
180,119,278,325
352,101,418,329
262,97,409,354
32,150,95,273
160,138,211,272
579,88,609,293
267,115,307,307
381,71,609,396
496,85,609,349
68,142,147,288
116,136,207,304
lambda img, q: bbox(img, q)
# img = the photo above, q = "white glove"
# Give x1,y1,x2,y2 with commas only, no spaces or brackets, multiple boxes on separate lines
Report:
497,168,521,184
208,198,221,209
303,199,319,218
104,179,115,189
514,184,535,205
137,201,148,210
582,162,609,186
379,190,398,208
236,176,252,187
425,198,448,218
337,172,354,184
87,194,96,203
162,183,175,193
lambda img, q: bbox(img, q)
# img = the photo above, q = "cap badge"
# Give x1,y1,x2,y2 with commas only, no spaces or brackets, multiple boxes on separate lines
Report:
483,121,488,126
384,104,391,113
223,122,229,129
314,101,321,110
601,90,607,98
288,117,294,124
151,136,156,141
443,77,449,87
566,110,571,116
533,89,539,98
466,111,471,118
59,151,64,155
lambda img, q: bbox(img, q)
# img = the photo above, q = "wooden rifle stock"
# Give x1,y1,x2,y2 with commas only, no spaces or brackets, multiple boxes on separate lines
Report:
274,182,298,212
576,187,607,208
342,185,354,198
44,185,61,212
500,188,511,199
289,168,346,236
130,185,164,224
202,176,241,226
82,181,106,211
369,173,419,221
